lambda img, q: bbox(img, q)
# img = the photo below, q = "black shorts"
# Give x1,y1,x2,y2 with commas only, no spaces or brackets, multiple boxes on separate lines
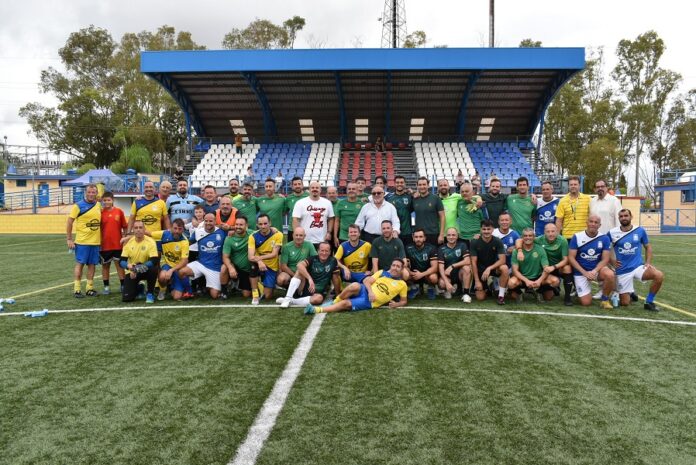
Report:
299,284,329,299
189,250,199,262
514,275,541,290
411,272,435,285
100,250,121,264
448,268,462,285
477,266,504,279
236,269,252,291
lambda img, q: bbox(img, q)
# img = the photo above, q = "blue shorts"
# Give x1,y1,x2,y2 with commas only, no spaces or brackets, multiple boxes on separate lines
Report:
161,264,186,292
349,284,373,311
75,244,100,265
261,269,278,289
342,270,367,283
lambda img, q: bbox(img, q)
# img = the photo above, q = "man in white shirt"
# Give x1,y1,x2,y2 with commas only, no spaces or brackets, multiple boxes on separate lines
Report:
590,179,622,235
292,181,335,250
355,185,401,242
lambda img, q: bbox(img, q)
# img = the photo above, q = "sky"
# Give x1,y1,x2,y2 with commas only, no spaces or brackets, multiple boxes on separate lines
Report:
1,0,695,150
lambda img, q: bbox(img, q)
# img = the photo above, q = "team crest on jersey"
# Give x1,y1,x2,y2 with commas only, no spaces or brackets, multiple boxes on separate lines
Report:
141,246,146,251
206,241,214,248
422,253,427,260
455,250,461,257
598,242,603,249
543,211,552,218
624,242,632,250
633,234,639,242
174,245,180,251
359,252,364,258
587,249,595,256
532,252,538,257
324,265,331,272
403,198,408,204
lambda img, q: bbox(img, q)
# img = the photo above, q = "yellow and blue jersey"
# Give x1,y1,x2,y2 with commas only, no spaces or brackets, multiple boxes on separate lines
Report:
151,230,189,268
121,236,159,266
369,270,408,308
69,200,102,245
335,240,372,272
248,230,284,271
131,197,167,233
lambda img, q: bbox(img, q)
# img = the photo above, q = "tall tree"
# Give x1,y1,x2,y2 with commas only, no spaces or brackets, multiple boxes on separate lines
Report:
222,17,306,49
518,38,542,48
403,31,427,48
612,30,681,195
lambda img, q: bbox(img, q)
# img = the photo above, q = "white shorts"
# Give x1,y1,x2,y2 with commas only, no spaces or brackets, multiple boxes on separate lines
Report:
616,266,647,294
188,261,222,291
573,275,598,298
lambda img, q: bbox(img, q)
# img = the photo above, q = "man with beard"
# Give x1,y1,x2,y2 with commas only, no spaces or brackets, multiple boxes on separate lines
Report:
226,178,242,201
248,213,284,304
257,179,286,231
480,177,507,228
334,182,363,248
404,228,439,299
128,181,169,234
470,219,509,305
215,196,238,235
232,182,257,223
222,215,254,299
276,242,341,308
608,209,664,311
166,179,202,224
412,177,445,246
150,218,190,301
284,177,308,241
292,181,335,250
385,175,413,246
437,179,461,231
505,176,537,234
179,213,227,299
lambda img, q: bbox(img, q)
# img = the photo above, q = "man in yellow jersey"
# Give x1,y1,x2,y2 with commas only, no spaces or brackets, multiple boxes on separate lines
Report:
66,183,102,298
149,218,190,301
248,213,284,305
304,258,408,314
555,175,591,239
120,220,159,303
128,181,169,234
335,224,372,283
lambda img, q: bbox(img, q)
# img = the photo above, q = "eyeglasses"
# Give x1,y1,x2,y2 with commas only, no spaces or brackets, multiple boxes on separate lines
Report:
372,192,384,195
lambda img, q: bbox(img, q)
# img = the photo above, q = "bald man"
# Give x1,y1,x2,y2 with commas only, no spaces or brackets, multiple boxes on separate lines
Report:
292,181,335,251
277,226,317,287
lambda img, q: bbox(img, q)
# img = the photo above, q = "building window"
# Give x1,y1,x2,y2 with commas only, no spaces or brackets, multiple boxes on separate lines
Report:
16,180,27,187
682,190,695,203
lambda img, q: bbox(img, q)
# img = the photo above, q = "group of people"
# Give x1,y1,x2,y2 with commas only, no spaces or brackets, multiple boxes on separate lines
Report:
66,173,664,313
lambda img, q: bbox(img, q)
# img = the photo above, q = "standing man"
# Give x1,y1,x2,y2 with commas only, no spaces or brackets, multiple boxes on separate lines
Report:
232,182,257,223
505,176,536,235
385,175,413,246
158,181,172,203
437,179,461,231
248,213,284,305
257,179,286,231
201,185,220,215
179,213,227,299
277,227,317,288
470,219,509,305
508,228,559,302
166,179,203,224
277,242,341,308
355,186,400,243
99,191,127,295
457,183,484,246
284,177,308,241
335,224,372,283
556,175,591,240
120,220,159,304
235,133,243,155
334,182,363,248
215,196,238,235
369,220,406,276
438,227,472,301
326,186,339,211
67,183,102,298
590,179,622,235
222,215,254,299
226,178,242,201
412,177,445,246
150,218,190,301
535,181,559,237
609,209,664,311
128,181,169,234
292,181,335,250
355,176,370,203
404,228,439,299
568,215,614,308
480,178,507,228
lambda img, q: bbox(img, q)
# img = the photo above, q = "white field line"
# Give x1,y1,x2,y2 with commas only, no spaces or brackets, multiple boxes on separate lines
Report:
228,312,325,465
1,303,696,327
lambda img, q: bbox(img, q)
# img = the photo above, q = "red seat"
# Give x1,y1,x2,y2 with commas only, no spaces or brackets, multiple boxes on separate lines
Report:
344,143,352,149
386,143,393,150
365,143,373,150
398,142,406,149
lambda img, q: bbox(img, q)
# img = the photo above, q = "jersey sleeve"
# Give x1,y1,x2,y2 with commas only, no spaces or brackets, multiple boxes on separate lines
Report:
223,237,233,256
396,239,406,259
428,245,438,261
280,244,289,264
436,196,444,212
539,247,549,267
130,201,137,215
437,246,445,263
560,237,569,257
398,281,408,299
118,208,128,228
334,244,345,261
555,198,566,219
147,240,159,258
69,204,80,219
511,250,519,266
640,228,649,245
291,200,302,219
569,234,578,250
151,230,164,241
247,234,256,253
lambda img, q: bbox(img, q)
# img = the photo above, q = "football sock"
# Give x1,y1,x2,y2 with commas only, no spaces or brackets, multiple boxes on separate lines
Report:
333,295,342,303
119,278,124,286
103,279,110,287
252,289,260,299
601,295,609,301
86,280,94,291
498,287,506,298
74,280,81,293
646,292,656,304
562,273,573,296
314,307,324,313
291,296,312,307
287,277,302,299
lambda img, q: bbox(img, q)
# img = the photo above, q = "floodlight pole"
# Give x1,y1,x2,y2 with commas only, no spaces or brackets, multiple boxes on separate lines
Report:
489,0,495,48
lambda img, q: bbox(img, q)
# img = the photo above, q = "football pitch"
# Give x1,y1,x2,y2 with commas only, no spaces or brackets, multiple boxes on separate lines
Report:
2,234,696,465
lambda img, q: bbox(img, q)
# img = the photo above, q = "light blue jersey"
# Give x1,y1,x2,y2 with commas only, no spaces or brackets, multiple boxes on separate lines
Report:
535,197,559,236
608,225,648,275
569,231,611,276
167,193,203,222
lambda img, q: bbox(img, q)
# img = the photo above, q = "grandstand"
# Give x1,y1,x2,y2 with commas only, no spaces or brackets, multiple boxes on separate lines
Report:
467,141,541,188
190,143,259,188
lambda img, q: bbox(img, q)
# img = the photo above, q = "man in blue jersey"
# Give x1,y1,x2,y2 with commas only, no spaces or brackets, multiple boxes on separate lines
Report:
608,209,664,311
535,181,559,237
493,211,520,269
568,214,615,309
166,179,203,224
178,212,227,299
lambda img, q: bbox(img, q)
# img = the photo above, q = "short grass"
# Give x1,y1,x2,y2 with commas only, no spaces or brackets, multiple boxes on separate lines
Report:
1,234,696,464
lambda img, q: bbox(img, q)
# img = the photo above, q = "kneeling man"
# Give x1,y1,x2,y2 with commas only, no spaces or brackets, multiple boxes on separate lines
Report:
509,228,560,302
277,242,341,308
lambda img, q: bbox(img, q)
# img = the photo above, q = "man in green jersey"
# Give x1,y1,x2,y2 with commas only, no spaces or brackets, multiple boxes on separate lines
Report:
232,183,257,223
505,176,537,234
333,182,363,247
515,222,573,306
405,228,439,299
412,177,445,246
509,228,559,302
226,178,242,201
356,176,370,203
437,179,461,231
222,215,254,298
277,227,317,288
326,186,339,210
284,176,308,241
457,183,484,245
386,175,414,246
370,220,408,280
438,227,472,301
257,179,286,231
276,242,341,308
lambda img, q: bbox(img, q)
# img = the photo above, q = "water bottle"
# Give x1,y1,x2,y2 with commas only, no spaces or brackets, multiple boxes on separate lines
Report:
68,247,74,254
24,309,49,318
611,293,619,308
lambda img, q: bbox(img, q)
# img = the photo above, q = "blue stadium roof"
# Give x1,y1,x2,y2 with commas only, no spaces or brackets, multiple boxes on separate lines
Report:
141,48,584,143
